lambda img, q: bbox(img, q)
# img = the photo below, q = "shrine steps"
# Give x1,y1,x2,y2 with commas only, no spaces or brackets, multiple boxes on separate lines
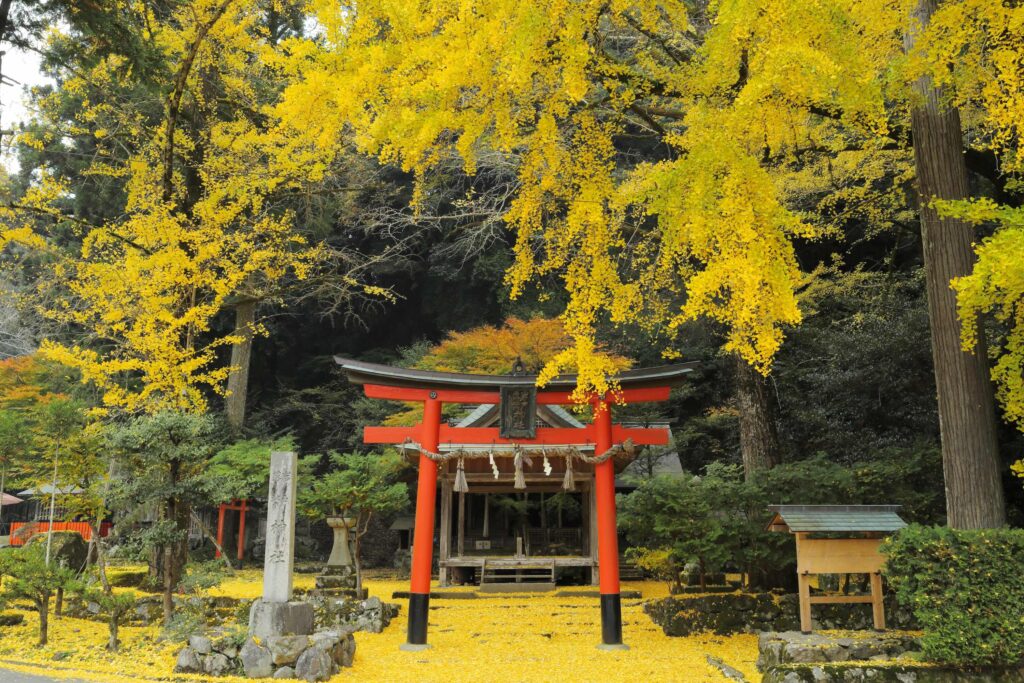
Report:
478,558,556,592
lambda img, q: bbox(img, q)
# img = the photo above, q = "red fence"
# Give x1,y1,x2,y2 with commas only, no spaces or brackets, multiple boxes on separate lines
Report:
8,521,112,546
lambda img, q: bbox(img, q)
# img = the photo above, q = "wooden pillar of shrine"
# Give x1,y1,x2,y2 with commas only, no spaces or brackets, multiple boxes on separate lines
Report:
216,503,227,559
402,395,442,651
215,500,249,563
236,499,247,563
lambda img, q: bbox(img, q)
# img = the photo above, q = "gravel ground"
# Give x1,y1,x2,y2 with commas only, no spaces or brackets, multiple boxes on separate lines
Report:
0,669,87,683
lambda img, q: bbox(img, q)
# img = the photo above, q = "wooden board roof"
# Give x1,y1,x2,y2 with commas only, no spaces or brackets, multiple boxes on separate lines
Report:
767,505,906,533
334,356,699,392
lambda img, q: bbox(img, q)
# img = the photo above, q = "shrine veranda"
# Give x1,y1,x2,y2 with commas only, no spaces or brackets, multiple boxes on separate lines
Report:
334,356,697,650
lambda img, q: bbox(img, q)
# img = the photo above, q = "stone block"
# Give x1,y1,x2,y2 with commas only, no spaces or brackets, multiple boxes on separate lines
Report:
309,630,341,650
173,646,202,673
203,653,231,676
267,635,310,665
332,634,356,669
189,634,213,655
295,645,334,682
249,599,315,639
274,666,296,679
240,637,274,678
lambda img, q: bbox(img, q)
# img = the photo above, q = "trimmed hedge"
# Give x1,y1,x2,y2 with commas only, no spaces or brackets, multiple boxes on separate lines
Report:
883,525,1024,668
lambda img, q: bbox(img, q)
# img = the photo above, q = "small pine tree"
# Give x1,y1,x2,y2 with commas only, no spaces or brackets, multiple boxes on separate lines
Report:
0,545,78,646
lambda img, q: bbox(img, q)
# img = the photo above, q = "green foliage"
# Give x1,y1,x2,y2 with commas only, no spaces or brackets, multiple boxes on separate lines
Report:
620,452,943,589
204,436,316,503
161,600,210,644
884,525,1024,668
0,411,31,466
0,544,79,645
298,450,409,521
70,579,137,652
106,411,223,619
618,464,774,586
624,547,683,591
178,560,231,595
107,411,222,535
298,450,409,590
777,269,937,461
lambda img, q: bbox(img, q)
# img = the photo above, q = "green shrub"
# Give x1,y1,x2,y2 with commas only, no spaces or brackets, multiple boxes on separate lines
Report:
178,560,230,594
883,525,1024,668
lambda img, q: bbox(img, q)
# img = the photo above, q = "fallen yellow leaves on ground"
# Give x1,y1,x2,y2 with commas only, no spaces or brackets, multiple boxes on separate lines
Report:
0,573,761,682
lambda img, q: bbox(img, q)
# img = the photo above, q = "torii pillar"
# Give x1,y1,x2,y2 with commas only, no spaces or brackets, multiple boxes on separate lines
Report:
401,393,441,651
594,398,627,650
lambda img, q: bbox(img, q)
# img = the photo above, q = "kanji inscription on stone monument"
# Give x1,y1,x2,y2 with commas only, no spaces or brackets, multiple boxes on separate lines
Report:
262,450,298,602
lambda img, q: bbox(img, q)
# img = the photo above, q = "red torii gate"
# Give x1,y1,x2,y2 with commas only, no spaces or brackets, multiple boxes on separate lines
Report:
336,357,695,651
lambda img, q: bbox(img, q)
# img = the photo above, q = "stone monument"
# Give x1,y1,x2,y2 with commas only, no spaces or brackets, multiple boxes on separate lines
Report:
176,451,358,681
247,451,315,640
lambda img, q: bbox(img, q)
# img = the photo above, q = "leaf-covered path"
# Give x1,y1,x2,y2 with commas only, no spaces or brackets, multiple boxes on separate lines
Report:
0,575,760,682
349,580,760,682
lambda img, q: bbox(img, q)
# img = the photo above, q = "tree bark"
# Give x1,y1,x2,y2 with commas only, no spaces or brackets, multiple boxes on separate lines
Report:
906,0,1006,529
734,354,781,480
108,615,120,652
37,594,49,646
162,459,190,622
225,298,256,429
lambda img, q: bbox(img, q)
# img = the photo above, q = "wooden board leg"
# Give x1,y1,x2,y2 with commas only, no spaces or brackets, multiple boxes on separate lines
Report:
798,573,812,633
870,572,885,631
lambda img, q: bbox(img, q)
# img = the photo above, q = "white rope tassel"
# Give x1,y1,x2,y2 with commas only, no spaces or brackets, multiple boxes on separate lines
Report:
454,456,468,493
489,448,499,479
563,453,576,491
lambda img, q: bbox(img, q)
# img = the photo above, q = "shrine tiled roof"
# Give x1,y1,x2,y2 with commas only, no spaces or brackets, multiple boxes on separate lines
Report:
766,505,907,533
333,356,699,392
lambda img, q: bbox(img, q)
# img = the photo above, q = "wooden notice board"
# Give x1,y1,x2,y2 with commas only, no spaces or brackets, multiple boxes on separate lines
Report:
767,505,906,633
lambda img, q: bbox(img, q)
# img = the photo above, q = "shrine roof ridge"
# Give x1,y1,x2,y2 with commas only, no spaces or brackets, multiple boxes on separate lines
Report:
767,505,907,533
333,356,699,391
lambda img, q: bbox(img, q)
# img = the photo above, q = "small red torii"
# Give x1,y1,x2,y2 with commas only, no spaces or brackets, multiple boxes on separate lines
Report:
335,356,696,651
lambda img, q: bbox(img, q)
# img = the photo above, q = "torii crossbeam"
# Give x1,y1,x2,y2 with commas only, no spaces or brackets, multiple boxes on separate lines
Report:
335,356,696,651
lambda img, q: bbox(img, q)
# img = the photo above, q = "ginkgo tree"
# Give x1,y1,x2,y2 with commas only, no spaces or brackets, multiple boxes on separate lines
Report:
0,0,394,418
268,0,1022,527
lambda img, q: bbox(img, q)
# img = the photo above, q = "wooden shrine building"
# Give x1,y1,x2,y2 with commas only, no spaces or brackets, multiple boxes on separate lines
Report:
335,356,696,651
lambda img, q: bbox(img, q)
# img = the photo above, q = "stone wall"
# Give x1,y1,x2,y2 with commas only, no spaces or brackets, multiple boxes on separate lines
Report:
171,594,399,680
757,631,1024,683
757,631,921,668
644,592,917,636
175,628,356,681
763,663,1024,682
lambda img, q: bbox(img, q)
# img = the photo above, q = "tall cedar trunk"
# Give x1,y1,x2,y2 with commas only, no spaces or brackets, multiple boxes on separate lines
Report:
225,298,256,429
734,354,782,480
906,0,1006,529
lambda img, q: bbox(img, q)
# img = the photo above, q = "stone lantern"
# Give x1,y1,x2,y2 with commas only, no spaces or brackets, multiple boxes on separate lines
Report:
315,516,362,597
